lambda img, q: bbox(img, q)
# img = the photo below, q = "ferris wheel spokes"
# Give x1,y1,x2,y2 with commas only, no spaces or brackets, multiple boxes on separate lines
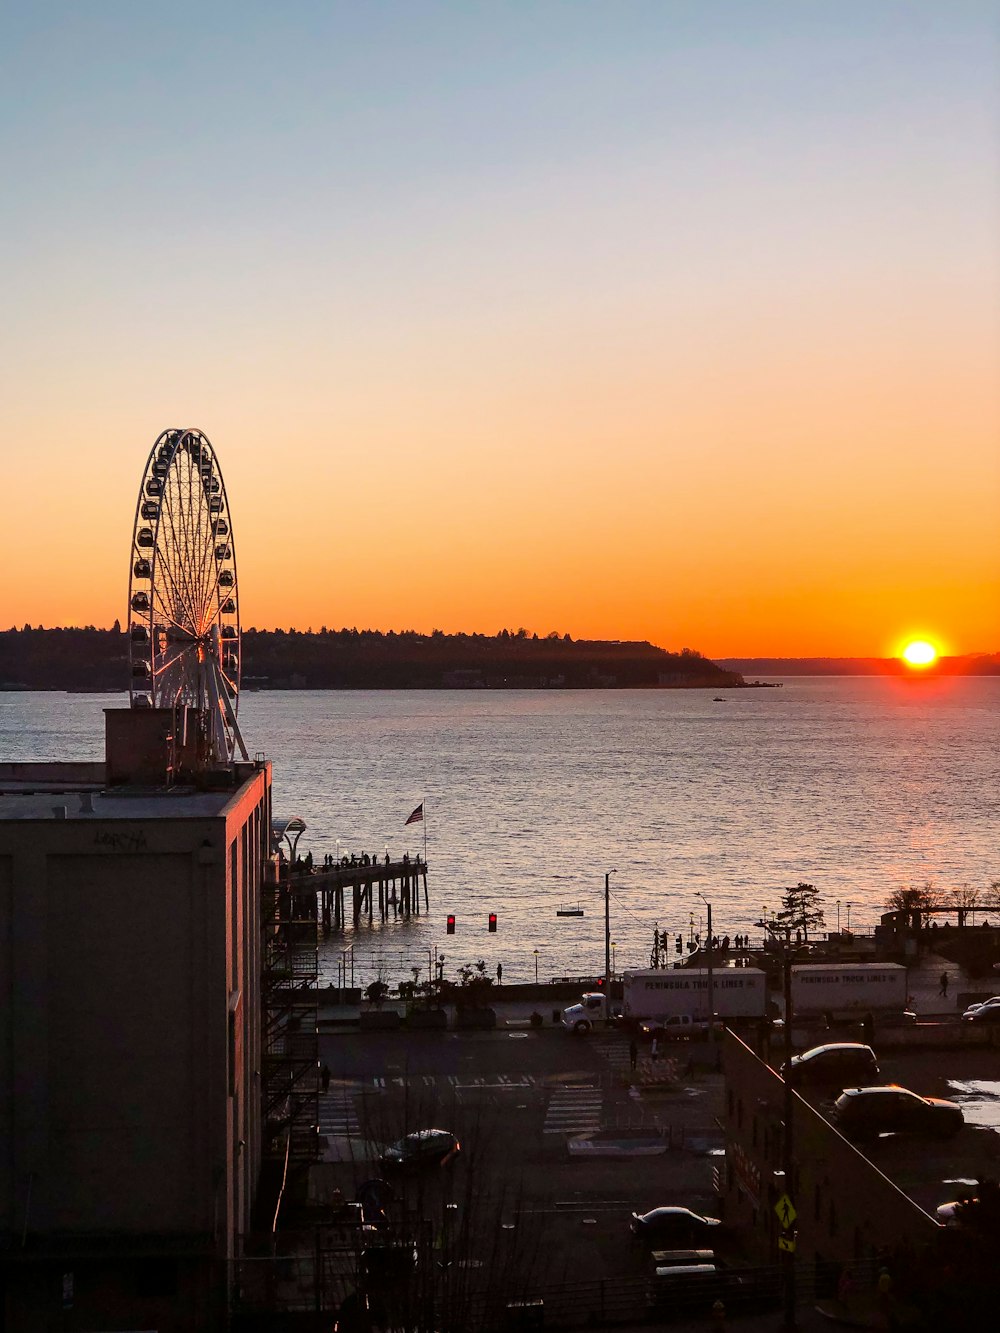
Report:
127,428,244,768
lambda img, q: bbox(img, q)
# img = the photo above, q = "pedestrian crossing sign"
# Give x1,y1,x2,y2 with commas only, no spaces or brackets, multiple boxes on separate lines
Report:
778,1235,796,1253
774,1194,797,1229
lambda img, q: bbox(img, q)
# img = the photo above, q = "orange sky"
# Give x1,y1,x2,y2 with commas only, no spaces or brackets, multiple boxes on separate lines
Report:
2,5,998,658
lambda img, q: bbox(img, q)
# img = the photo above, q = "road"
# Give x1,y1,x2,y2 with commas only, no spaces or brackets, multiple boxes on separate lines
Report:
318,1023,726,1299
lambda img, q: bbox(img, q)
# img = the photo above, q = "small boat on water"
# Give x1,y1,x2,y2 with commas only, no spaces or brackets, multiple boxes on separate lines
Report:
556,903,585,917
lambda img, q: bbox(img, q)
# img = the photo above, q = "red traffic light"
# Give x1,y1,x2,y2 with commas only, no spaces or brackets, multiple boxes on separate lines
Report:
446,914,456,935
596,977,605,988
488,912,497,933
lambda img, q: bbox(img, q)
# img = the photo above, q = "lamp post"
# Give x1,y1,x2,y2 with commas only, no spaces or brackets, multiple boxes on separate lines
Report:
533,949,539,984
757,913,797,1331
604,870,617,983
836,900,841,933
846,903,852,933
697,893,714,1047
611,941,617,976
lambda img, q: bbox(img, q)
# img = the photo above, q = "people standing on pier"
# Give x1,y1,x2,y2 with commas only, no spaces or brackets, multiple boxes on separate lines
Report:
496,963,503,985
939,971,949,998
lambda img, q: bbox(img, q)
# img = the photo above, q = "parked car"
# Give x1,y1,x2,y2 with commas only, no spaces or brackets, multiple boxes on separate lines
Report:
630,1206,722,1247
962,1001,1000,1024
381,1128,461,1169
831,1086,963,1140
647,1261,780,1316
936,1199,975,1227
781,1043,881,1090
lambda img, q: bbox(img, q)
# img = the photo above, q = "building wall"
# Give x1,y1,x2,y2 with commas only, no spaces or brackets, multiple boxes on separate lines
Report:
721,1033,938,1270
0,760,271,1330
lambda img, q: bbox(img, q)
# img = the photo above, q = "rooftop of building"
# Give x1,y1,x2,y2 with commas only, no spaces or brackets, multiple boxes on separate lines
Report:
0,760,263,821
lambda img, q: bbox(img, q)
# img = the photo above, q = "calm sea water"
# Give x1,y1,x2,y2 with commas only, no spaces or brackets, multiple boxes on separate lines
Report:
2,678,997,985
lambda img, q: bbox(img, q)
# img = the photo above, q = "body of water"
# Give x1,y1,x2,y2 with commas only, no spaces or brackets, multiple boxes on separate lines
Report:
2,677,997,985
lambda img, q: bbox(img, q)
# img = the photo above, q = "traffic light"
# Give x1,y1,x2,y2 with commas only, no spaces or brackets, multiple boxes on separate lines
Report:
488,912,497,933
596,976,605,988
675,935,683,954
660,930,669,950
446,914,456,935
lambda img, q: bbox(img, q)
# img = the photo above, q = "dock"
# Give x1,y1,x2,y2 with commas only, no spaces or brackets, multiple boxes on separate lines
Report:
284,857,429,932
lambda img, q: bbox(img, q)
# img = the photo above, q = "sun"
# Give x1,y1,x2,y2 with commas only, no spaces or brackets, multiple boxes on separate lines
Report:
902,640,938,669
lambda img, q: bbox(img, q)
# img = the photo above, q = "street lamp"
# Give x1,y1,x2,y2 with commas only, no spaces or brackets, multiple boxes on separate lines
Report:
611,941,617,976
846,903,853,933
533,949,539,984
605,870,617,983
697,892,715,1047
836,900,841,933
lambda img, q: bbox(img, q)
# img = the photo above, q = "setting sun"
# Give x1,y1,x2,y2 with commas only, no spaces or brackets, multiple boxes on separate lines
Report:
902,640,938,668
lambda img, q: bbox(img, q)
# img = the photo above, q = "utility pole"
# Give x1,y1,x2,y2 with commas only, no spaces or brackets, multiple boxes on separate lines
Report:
758,914,797,1331
604,870,616,983
697,893,714,1047
781,932,796,1332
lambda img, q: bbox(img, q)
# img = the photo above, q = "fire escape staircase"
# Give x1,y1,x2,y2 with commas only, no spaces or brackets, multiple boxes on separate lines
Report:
261,865,320,1166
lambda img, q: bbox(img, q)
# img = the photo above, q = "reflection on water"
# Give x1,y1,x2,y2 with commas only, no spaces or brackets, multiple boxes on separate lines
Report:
947,1080,1000,1132
3,678,999,983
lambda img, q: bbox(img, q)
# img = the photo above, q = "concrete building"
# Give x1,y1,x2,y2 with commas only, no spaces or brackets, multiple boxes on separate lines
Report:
0,710,272,1330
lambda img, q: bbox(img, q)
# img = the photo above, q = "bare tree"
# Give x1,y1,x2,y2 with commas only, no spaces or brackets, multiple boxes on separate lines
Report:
949,884,981,926
885,884,934,914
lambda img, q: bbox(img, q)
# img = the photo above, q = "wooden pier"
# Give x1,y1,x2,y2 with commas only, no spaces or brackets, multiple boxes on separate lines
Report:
284,857,429,933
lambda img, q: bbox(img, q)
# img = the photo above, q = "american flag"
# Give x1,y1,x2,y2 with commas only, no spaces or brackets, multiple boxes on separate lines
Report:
405,802,424,826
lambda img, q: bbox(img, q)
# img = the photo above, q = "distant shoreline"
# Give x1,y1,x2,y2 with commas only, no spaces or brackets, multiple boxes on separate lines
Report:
718,657,1000,676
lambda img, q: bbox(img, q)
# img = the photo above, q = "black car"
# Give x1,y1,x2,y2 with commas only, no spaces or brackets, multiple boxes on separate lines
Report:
380,1128,461,1169
781,1043,880,1090
831,1085,963,1140
630,1207,722,1247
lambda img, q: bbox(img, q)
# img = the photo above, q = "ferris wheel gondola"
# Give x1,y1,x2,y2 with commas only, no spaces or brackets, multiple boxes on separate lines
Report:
127,428,248,766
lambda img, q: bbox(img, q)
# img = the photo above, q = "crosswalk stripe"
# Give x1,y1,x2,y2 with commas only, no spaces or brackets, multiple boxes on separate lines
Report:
318,1093,360,1136
543,1085,603,1135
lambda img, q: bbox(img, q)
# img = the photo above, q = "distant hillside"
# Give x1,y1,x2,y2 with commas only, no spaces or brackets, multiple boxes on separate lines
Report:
717,655,1000,676
0,626,745,691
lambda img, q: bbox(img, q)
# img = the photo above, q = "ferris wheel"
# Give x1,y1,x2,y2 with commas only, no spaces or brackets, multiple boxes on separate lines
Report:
127,428,248,766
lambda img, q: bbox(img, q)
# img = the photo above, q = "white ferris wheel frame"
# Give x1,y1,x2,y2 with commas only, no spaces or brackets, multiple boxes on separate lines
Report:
127,428,248,766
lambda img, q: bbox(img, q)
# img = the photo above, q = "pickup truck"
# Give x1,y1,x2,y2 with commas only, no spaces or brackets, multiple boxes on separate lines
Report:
639,1015,715,1041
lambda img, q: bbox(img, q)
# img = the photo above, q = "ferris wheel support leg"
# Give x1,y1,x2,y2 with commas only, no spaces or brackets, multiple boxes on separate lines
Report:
218,670,250,762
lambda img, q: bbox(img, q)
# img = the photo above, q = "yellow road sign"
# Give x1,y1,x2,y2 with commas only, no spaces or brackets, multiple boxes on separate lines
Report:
778,1235,796,1253
774,1194,797,1229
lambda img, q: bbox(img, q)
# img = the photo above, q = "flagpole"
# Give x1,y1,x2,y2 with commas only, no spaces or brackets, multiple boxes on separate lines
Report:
423,795,427,863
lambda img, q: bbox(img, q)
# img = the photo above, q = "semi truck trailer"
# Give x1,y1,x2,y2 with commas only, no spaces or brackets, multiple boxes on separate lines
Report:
788,963,909,1019
561,967,767,1034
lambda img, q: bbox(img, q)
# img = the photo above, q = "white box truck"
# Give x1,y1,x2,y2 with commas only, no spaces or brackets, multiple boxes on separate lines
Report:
789,963,908,1019
561,967,767,1034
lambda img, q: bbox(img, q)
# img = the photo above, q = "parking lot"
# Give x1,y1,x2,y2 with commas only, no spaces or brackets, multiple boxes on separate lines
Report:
317,1023,727,1296
315,1017,1000,1311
